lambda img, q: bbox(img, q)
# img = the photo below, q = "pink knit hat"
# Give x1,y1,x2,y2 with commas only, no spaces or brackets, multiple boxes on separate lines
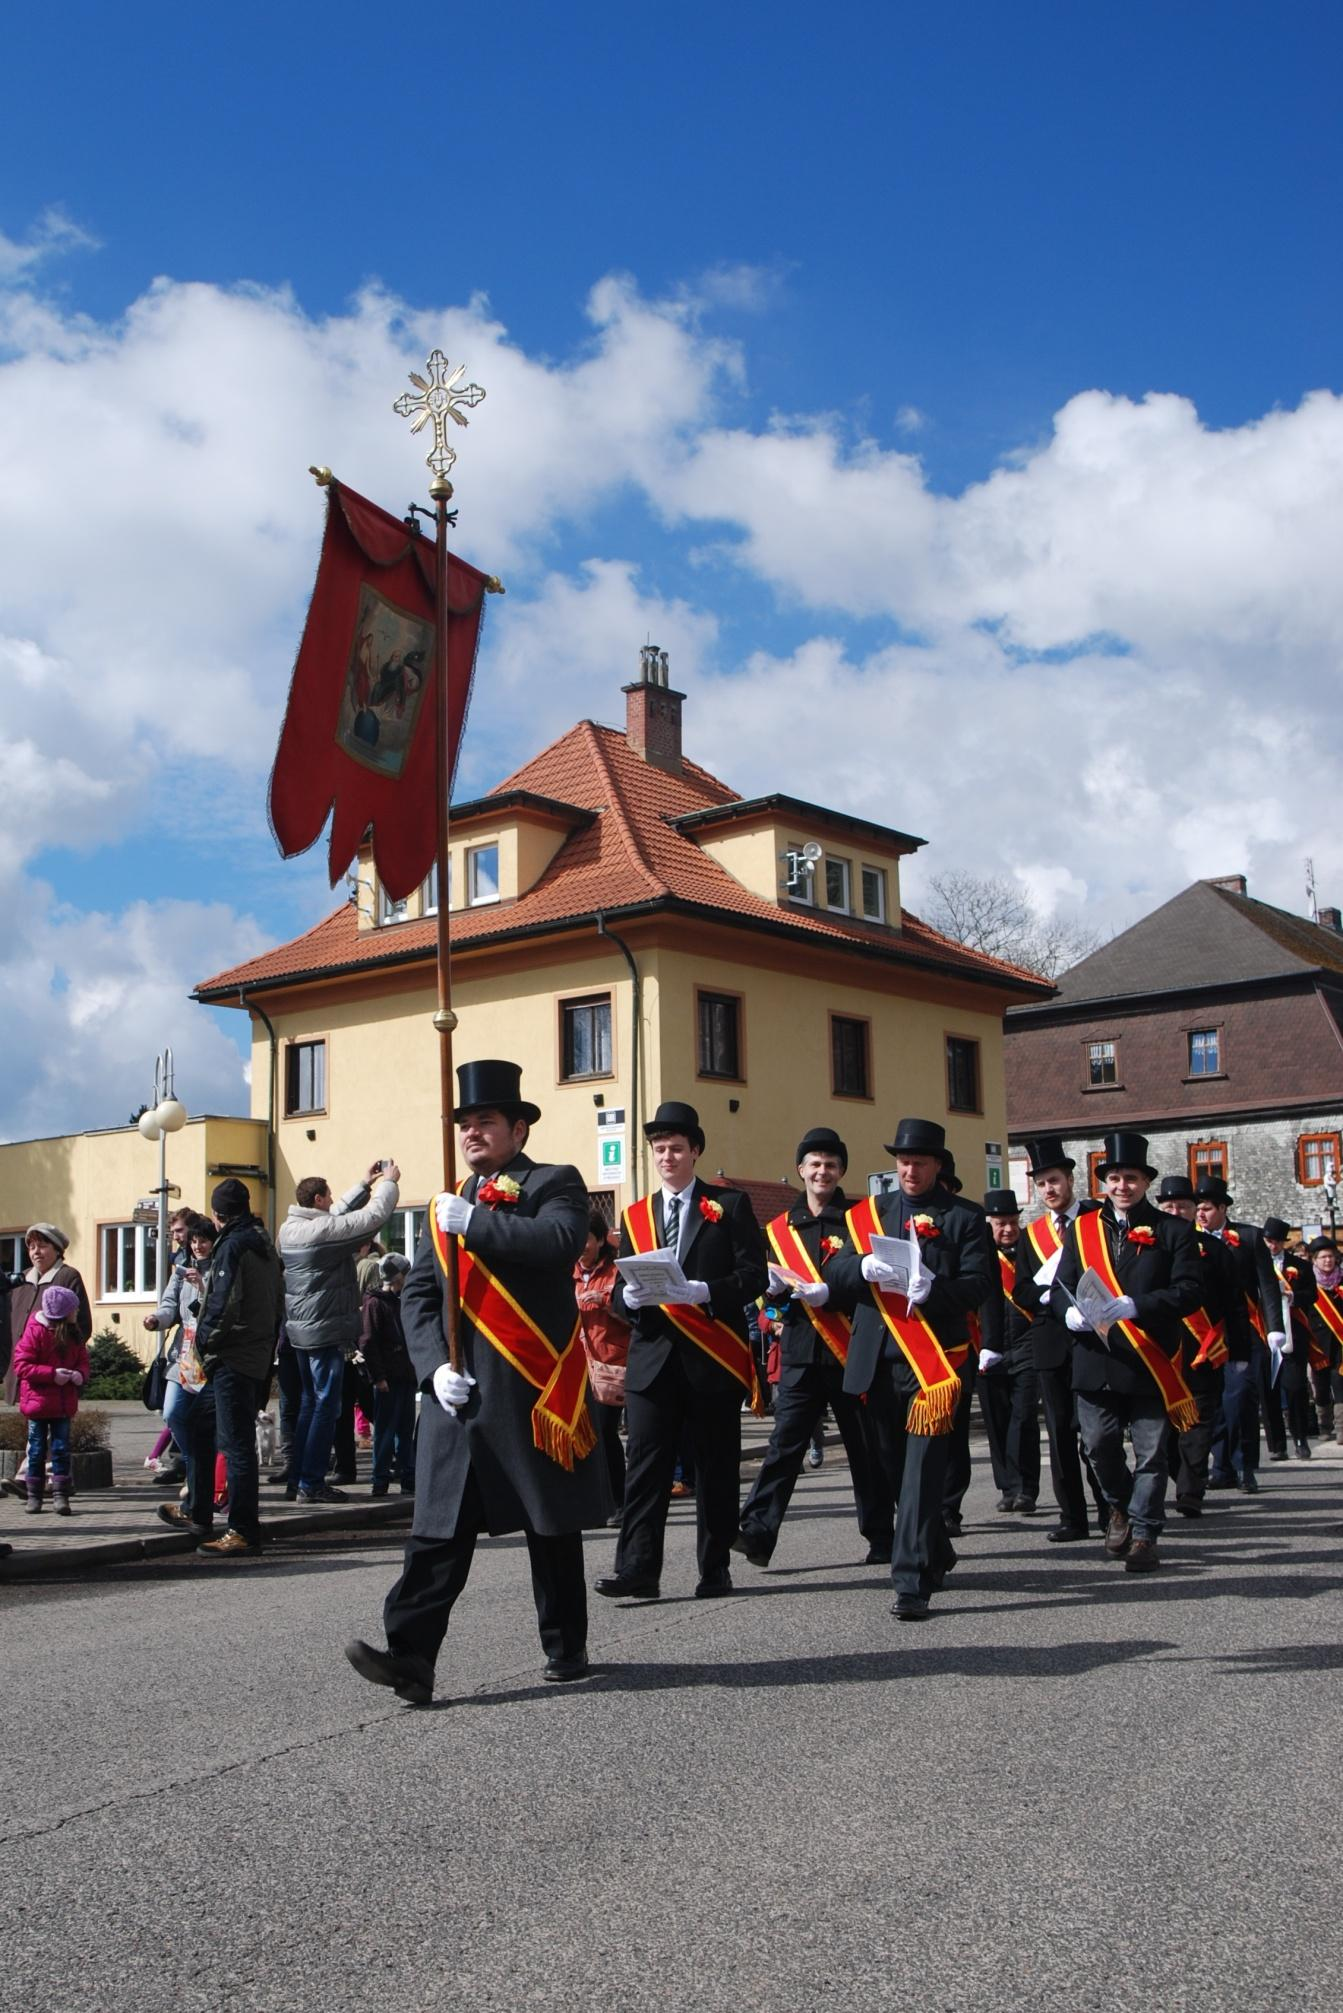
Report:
41,1285,80,1323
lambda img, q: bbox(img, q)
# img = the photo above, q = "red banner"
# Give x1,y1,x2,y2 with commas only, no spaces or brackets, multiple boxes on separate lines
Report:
268,481,491,900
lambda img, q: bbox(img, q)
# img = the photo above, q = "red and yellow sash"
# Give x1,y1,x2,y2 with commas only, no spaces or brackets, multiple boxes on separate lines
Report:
429,1195,595,1470
1312,1283,1343,1367
623,1196,763,1413
845,1195,960,1434
765,1212,851,1368
1277,1262,1329,1370
1222,1229,1268,1341
1183,1305,1228,1370
1073,1213,1199,1431
1021,1214,1063,1269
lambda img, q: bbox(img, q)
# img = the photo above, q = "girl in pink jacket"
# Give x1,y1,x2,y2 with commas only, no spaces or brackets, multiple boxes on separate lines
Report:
13,1285,91,1516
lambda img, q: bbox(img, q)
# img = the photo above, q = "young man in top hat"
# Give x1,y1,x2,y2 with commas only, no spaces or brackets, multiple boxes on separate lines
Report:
1051,1131,1202,1572
821,1117,991,1620
1193,1176,1280,1491
1010,1139,1104,1542
734,1126,894,1570
596,1100,767,1601
346,1060,608,1704
1154,1174,1244,1517
1260,1215,1317,1458
974,1189,1042,1516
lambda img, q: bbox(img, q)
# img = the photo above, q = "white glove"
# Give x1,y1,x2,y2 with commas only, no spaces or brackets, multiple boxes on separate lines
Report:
792,1279,830,1307
1065,1306,1093,1333
620,1280,659,1310
977,1348,1004,1371
435,1192,474,1236
1033,1254,1061,1289
766,1264,796,1298
1110,1295,1137,1322
861,1254,899,1287
904,1272,933,1308
432,1363,476,1411
1276,1333,1293,1356
1266,1330,1286,1350
670,1279,711,1307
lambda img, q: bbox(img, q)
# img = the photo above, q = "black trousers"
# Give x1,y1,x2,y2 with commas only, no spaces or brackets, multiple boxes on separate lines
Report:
1037,1357,1105,1530
961,1363,1041,1508
739,1362,894,1559
1168,1385,1220,1501
594,1398,626,1510
1277,1345,1313,1445
616,1352,741,1581
863,1357,958,1600
384,1466,587,1669
1254,1344,1288,1455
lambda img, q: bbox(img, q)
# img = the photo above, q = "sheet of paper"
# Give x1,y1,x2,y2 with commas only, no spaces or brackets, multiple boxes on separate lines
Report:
1073,1266,1129,1331
870,1226,926,1297
767,1263,808,1295
615,1249,692,1302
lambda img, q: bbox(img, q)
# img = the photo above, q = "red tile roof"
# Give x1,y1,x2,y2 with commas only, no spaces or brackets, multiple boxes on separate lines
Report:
197,720,1051,1000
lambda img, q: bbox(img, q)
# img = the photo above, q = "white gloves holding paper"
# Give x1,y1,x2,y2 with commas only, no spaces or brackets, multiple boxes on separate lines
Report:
435,1192,474,1236
861,1253,931,1304
622,1277,710,1309
767,1264,830,1308
1110,1295,1137,1323
432,1363,476,1411
861,1254,899,1288
1065,1305,1091,1333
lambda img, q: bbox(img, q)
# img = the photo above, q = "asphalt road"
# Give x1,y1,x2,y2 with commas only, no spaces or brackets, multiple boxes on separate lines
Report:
3,1435,1341,2013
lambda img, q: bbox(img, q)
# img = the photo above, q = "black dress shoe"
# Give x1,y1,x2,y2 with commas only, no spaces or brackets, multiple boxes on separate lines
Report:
730,1530,772,1568
594,1571,660,1600
864,1543,893,1565
1206,1473,1235,1490
995,1494,1017,1512
943,1513,963,1537
1174,1496,1203,1517
695,1569,733,1598
1239,1473,1260,1493
1012,1497,1038,1514
1046,1524,1089,1542
892,1593,930,1620
1267,1450,1289,1463
543,1653,591,1682
344,1638,434,1705
1295,1440,1313,1460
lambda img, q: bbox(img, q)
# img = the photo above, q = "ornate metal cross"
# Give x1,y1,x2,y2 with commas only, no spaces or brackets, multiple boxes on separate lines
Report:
393,349,486,481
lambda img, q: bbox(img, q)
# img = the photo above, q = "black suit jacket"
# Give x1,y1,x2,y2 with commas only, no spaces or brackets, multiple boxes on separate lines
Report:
1051,1197,1202,1400
826,1185,992,1398
1011,1202,1099,1372
766,1190,853,1381
1212,1221,1281,1355
402,1152,609,1538
616,1179,767,1400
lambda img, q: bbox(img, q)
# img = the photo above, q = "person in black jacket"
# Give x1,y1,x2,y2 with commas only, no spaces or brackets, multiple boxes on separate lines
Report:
1194,1176,1280,1492
1155,1175,1244,1517
824,1117,992,1621
1262,1217,1318,1459
734,1126,894,1570
976,1189,1042,1515
359,1252,416,1496
596,1101,767,1603
1051,1132,1202,1574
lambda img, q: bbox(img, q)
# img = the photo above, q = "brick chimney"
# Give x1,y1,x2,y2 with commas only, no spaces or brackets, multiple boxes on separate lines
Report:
1319,906,1343,934
623,643,685,776
1205,874,1248,896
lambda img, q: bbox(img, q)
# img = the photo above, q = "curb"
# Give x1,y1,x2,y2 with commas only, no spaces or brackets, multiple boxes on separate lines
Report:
0,1495,414,1582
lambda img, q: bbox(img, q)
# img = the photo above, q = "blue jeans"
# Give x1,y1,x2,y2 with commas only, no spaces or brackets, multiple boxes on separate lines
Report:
371,1383,416,1488
185,1364,262,1542
1075,1389,1171,1540
163,1378,200,1459
26,1416,72,1490
292,1347,345,1492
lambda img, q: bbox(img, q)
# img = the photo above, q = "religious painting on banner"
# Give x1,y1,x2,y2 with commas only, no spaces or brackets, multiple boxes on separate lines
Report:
269,479,492,901
335,585,433,776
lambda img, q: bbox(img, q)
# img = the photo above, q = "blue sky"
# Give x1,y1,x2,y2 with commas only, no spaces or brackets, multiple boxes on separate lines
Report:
2,0,1341,1137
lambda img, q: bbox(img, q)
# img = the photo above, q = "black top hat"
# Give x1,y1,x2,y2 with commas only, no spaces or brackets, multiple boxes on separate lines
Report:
1262,1215,1291,1243
1193,1175,1232,1207
939,1152,964,1193
1095,1130,1158,1180
453,1059,541,1125
1156,1175,1195,1203
644,1100,705,1153
1023,1136,1076,1175
795,1126,847,1172
1307,1236,1339,1256
983,1188,1020,1215
882,1116,947,1159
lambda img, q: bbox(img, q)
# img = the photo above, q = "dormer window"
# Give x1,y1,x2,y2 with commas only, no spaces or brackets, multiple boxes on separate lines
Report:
825,857,852,913
861,865,887,923
376,885,408,926
468,844,499,906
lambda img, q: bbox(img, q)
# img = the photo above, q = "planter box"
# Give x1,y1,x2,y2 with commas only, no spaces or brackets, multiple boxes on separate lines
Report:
0,1448,114,1490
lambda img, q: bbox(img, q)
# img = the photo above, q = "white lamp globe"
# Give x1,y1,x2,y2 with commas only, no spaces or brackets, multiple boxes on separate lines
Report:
138,1110,162,1142
156,1097,188,1134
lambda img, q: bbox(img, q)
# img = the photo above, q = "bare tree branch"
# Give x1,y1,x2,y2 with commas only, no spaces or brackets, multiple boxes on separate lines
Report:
926,871,1099,979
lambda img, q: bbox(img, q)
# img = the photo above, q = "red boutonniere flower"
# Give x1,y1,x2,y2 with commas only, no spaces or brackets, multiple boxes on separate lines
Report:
699,1197,723,1222
1126,1225,1157,1247
911,1214,940,1240
1285,1265,1299,1280
1224,1228,1241,1247
479,1174,522,1208
820,1234,843,1261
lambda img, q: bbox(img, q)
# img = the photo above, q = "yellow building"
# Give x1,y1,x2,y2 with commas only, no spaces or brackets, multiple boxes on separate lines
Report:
195,653,1050,1254
0,1116,270,1347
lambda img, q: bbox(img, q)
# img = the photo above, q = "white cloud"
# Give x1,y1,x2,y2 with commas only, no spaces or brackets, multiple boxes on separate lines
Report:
0,206,99,284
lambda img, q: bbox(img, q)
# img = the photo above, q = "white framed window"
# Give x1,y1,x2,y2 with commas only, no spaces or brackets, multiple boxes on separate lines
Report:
421,861,451,916
468,844,500,906
1,1231,26,1277
385,1207,428,1259
377,884,408,925
861,864,887,922
825,857,851,913
783,842,814,904
101,1222,155,1299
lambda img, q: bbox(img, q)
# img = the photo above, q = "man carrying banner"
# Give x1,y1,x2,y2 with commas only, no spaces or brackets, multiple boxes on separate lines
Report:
1154,1174,1243,1517
1011,1139,1103,1542
345,1060,606,1703
1051,1131,1202,1573
733,1127,894,1570
823,1117,991,1620
1193,1176,1280,1492
595,1101,767,1602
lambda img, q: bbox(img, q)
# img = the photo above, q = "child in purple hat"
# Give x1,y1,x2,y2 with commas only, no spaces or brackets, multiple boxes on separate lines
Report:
12,1285,91,1516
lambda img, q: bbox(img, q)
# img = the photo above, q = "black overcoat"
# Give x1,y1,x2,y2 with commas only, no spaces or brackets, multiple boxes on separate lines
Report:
766,1190,853,1383
401,1152,610,1540
1051,1197,1202,1400
614,1179,767,1400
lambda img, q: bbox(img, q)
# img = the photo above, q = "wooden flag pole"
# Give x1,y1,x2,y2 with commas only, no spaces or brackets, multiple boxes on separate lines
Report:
430,469,463,1373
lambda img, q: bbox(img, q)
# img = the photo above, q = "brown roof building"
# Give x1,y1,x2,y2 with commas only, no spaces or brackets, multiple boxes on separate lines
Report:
1004,875,1343,1228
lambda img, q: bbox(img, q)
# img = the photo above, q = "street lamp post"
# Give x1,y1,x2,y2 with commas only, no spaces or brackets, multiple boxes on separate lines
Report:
1324,1159,1339,1242
137,1049,188,1299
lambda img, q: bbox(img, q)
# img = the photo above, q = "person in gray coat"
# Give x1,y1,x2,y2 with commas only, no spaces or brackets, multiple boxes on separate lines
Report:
345,1061,608,1706
278,1161,399,1502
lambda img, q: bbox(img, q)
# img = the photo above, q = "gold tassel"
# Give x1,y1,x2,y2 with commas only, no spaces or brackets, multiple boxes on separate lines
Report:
908,1380,958,1437
1169,1397,1200,1435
